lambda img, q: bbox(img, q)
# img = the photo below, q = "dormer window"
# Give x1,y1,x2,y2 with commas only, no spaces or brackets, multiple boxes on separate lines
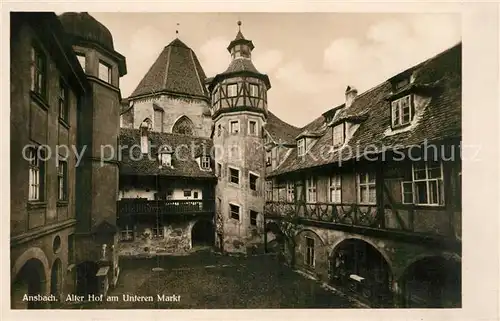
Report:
249,83,259,97
201,156,211,170
332,123,345,148
391,95,414,128
297,138,306,157
395,78,410,90
159,153,172,167
227,84,237,97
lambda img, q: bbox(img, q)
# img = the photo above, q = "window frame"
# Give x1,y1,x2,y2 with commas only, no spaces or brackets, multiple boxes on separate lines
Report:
98,60,112,83
248,120,258,136
230,120,240,134
332,123,345,148
250,210,258,226
120,225,134,241
329,174,342,203
306,176,317,203
28,146,44,201
200,156,211,170
229,166,240,185
30,44,47,98
401,161,445,206
265,180,273,201
297,138,306,157
391,95,414,128
357,172,376,205
159,153,172,167
286,181,295,203
227,83,238,97
58,78,69,123
57,160,68,201
305,236,315,267
183,190,192,197
249,172,259,191
249,83,259,98
152,225,164,238
229,203,240,220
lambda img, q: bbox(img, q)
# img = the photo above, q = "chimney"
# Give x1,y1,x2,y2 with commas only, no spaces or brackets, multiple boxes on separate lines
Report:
345,86,358,108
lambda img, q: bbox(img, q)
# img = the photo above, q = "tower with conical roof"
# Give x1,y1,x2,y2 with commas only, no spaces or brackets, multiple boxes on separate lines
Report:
209,22,271,254
58,12,127,290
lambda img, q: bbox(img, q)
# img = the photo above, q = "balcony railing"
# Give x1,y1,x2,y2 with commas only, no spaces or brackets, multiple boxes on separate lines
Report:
264,201,461,239
118,199,215,216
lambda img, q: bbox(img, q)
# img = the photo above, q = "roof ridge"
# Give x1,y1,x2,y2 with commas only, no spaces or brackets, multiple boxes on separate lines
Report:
162,46,172,91
190,50,205,96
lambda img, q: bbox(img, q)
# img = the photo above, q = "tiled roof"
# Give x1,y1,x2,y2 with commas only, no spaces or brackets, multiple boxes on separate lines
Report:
129,38,208,99
119,128,215,179
59,12,114,51
220,58,261,75
269,43,462,177
264,111,302,145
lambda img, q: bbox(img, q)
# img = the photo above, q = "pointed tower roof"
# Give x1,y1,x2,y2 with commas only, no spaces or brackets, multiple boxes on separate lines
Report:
129,38,208,100
227,21,255,52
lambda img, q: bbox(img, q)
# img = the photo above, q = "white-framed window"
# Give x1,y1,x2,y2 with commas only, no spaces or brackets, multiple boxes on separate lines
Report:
329,174,341,203
297,138,306,157
250,210,258,226
227,83,237,97
391,95,413,128
76,53,86,72
265,180,273,201
249,83,259,97
159,153,172,167
357,172,376,204
184,190,191,197
120,225,134,241
401,160,444,206
332,123,345,147
152,226,164,238
229,167,240,185
98,60,112,83
305,236,315,267
286,182,295,202
248,120,257,136
201,156,211,170
229,203,240,220
57,160,67,201
306,176,317,203
28,147,44,201
249,172,259,191
230,120,240,134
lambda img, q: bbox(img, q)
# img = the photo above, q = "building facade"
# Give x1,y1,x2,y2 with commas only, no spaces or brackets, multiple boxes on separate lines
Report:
10,11,461,309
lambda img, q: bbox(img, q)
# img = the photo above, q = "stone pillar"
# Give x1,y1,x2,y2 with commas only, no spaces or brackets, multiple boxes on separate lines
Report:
391,279,403,308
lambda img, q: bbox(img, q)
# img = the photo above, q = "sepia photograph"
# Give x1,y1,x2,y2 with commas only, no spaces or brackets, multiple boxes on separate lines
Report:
4,5,495,316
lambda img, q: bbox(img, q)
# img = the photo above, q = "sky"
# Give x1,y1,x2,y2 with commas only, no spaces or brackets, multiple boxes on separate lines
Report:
90,12,461,128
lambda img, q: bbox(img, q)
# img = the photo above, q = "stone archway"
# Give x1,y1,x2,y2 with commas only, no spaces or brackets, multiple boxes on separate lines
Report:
191,219,215,248
399,256,461,308
172,115,194,135
11,258,47,309
75,261,99,297
329,238,393,306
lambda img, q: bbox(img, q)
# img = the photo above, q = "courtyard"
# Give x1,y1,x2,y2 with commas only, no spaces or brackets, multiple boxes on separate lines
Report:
68,250,362,309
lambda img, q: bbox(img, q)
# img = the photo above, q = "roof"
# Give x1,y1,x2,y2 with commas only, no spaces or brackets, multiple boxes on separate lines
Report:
269,43,462,177
119,128,216,179
264,111,302,145
129,38,209,100
59,12,114,51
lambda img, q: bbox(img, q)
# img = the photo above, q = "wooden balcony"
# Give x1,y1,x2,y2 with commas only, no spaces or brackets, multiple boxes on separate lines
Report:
117,199,215,217
264,201,461,242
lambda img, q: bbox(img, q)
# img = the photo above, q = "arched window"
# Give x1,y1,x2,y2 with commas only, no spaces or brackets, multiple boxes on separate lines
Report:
153,104,164,132
172,116,194,135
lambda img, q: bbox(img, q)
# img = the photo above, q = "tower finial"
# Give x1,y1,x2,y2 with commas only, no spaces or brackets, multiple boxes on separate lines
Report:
237,20,241,31
176,22,179,36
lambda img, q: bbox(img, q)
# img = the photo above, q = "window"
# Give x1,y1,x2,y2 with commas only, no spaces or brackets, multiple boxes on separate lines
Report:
217,124,222,137
305,237,315,267
227,83,237,97
68,234,74,264
76,53,86,72
358,172,376,204
266,150,272,166
201,156,211,170
230,120,240,134
58,78,69,122
159,153,172,167
248,120,257,136
329,174,341,203
152,226,164,238
120,225,134,241
57,161,67,201
306,177,316,203
332,123,345,147
217,163,222,178
194,191,199,199
250,210,258,226
184,190,192,197
230,204,240,220
286,182,295,202
229,168,240,185
154,109,164,132
266,181,273,200
31,45,46,97
249,83,259,97
28,147,44,201
297,139,306,157
395,78,410,90
391,95,413,127
98,60,112,83
401,161,444,206
249,173,258,191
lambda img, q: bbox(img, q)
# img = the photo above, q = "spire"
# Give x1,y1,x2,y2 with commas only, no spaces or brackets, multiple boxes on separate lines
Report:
227,20,254,57
175,22,179,36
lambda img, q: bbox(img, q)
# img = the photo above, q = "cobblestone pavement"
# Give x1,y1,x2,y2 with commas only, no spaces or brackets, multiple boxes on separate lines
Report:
67,250,362,309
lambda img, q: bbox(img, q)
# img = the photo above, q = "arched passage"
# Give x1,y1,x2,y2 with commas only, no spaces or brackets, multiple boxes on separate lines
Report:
50,259,62,297
265,221,284,253
329,238,393,306
191,219,215,247
399,256,461,308
172,115,194,135
11,258,46,309
76,261,99,297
